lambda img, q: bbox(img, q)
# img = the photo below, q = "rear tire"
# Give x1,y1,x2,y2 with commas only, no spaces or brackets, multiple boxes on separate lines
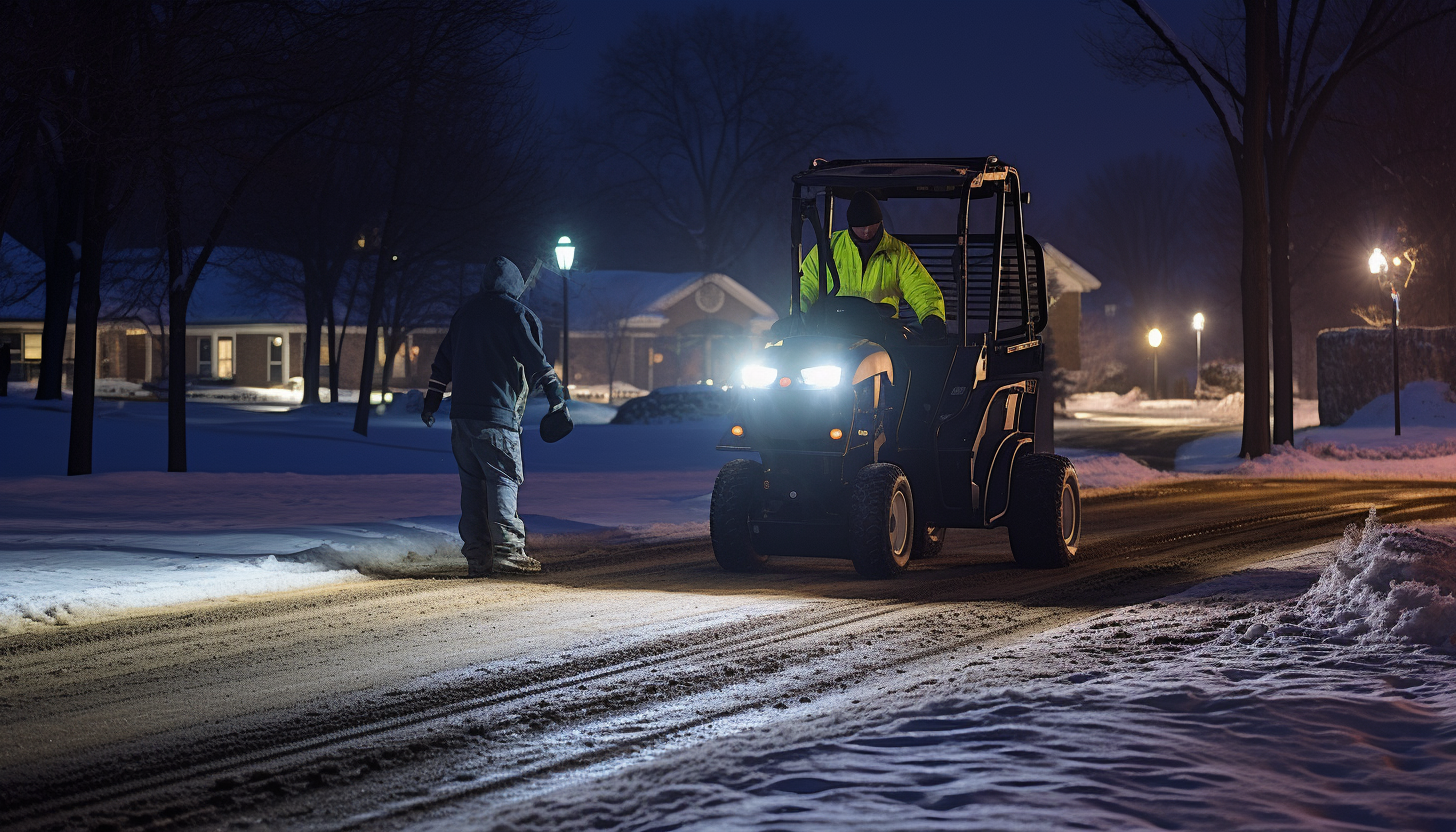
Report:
849,463,914,578
1007,453,1081,569
710,459,768,572
910,526,945,560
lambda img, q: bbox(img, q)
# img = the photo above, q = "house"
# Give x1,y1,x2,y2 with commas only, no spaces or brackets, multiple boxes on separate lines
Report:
1,235,446,395
527,270,778,399
1039,242,1102,372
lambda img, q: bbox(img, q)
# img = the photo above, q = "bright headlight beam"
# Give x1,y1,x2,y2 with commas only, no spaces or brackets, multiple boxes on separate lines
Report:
799,365,842,387
741,365,777,388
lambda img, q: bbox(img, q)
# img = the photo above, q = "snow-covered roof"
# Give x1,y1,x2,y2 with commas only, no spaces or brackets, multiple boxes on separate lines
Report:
1041,242,1101,295
0,234,46,320
524,269,777,326
0,239,305,325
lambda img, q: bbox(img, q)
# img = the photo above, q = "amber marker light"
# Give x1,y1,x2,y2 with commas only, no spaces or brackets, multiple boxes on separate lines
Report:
779,377,792,387
829,428,843,440
731,425,744,437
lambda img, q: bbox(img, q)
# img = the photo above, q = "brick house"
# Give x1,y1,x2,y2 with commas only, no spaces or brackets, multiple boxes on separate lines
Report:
526,270,778,398
2,235,444,394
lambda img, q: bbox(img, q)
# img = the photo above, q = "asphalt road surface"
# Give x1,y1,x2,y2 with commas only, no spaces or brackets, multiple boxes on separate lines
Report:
4,479,1456,832
1055,418,1233,470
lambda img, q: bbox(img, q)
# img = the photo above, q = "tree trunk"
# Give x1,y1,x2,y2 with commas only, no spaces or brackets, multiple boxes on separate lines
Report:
67,165,110,476
36,176,79,400
1237,0,1272,460
326,303,340,404
353,74,419,437
162,150,189,471
1268,171,1294,447
301,264,324,405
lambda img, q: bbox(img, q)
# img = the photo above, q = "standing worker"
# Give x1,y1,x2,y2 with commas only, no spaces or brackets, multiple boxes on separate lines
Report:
422,256,573,578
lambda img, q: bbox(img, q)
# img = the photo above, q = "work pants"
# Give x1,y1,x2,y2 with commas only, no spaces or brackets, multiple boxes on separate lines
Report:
450,419,526,566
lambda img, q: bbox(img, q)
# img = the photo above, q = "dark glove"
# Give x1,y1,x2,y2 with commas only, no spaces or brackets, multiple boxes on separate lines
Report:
540,404,573,443
421,389,443,427
920,315,947,343
542,374,567,410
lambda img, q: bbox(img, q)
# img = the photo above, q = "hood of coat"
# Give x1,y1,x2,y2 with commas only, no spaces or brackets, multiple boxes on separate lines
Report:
482,256,526,298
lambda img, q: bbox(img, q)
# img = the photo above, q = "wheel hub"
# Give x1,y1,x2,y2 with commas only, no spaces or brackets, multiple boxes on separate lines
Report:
889,490,909,554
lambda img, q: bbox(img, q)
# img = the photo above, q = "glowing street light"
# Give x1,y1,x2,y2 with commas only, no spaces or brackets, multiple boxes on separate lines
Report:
1192,313,1205,397
1147,328,1162,399
555,236,576,395
1369,247,1400,435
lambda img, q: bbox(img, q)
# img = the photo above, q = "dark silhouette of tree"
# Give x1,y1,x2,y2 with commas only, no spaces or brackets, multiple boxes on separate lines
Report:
580,5,883,273
1094,0,1456,455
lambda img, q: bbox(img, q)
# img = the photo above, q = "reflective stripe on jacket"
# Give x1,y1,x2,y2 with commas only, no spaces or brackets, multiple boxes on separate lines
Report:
799,230,945,322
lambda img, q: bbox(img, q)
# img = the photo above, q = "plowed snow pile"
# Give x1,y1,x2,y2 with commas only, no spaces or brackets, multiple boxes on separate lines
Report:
476,513,1456,832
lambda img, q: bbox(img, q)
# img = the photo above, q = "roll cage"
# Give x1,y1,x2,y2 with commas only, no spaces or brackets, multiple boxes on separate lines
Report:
789,156,1048,348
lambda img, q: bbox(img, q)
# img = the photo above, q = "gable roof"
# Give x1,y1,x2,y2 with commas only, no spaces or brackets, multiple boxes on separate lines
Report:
1041,242,1101,295
523,269,778,325
0,238,306,325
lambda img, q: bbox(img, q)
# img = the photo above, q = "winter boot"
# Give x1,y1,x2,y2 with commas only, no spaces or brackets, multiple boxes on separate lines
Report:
491,552,542,574
465,559,493,579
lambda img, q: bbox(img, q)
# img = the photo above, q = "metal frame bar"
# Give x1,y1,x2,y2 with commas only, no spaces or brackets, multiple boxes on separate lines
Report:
988,188,1006,343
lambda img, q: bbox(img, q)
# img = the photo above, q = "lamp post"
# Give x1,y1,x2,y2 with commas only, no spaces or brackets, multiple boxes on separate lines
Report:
1147,328,1162,399
1369,247,1399,435
1192,312,1205,397
555,236,575,396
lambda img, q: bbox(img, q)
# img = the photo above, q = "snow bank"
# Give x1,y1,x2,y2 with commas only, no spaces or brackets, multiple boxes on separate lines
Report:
1179,381,1456,476
1272,510,1456,650
0,518,467,632
1059,448,1172,490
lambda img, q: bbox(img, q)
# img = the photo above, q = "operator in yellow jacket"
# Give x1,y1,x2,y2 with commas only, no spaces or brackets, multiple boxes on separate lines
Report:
800,191,947,340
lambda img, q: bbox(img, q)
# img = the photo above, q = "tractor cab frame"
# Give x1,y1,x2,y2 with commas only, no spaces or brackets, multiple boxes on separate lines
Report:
711,157,1081,578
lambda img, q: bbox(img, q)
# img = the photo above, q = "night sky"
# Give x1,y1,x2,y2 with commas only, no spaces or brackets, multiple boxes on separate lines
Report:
530,0,1217,223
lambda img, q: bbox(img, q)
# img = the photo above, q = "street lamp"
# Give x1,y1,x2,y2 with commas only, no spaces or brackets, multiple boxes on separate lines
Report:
1147,328,1162,399
555,236,576,395
1369,247,1400,435
1192,312,1205,397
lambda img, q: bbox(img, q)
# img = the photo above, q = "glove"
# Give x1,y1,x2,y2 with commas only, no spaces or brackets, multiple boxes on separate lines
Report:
421,388,443,427
920,315,947,343
540,404,573,443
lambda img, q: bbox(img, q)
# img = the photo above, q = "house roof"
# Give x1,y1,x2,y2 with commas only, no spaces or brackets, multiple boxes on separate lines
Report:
524,269,778,326
1041,242,1102,295
0,238,306,325
0,234,47,320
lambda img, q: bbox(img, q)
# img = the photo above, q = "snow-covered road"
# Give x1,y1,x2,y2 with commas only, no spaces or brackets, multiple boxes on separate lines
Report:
4,479,1455,832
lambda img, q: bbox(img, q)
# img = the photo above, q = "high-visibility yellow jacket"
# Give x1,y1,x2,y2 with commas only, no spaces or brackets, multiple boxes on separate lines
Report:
799,230,945,323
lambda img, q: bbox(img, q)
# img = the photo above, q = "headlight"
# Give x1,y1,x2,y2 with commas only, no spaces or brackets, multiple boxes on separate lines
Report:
799,365,842,388
741,365,777,388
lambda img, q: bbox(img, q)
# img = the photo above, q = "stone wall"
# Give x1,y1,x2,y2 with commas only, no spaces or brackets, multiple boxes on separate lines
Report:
1316,326,1456,425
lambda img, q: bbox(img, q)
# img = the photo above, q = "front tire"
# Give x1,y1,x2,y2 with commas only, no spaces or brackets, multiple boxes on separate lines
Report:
849,463,914,578
710,459,768,572
1007,453,1081,569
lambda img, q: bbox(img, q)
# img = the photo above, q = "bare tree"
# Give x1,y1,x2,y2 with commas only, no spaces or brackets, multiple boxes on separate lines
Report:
581,6,883,273
1094,0,1456,454
351,0,556,436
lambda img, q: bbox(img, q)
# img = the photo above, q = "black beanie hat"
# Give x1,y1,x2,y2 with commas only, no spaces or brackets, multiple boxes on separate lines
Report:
846,191,882,227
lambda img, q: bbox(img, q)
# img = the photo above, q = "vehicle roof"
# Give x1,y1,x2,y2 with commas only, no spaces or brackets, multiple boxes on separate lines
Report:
791,157,1012,198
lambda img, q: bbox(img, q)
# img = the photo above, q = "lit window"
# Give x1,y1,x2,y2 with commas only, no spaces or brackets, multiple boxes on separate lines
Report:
217,337,234,379
269,335,284,384
22,333,41,360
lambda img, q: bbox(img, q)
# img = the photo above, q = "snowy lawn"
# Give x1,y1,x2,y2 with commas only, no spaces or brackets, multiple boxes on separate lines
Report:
479,511,1456,832
0,393,731,631
1179,381,1456,478
1066,389,1321,427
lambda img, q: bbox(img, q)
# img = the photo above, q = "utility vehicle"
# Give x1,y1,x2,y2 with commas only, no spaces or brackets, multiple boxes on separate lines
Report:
710,157,1080,578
